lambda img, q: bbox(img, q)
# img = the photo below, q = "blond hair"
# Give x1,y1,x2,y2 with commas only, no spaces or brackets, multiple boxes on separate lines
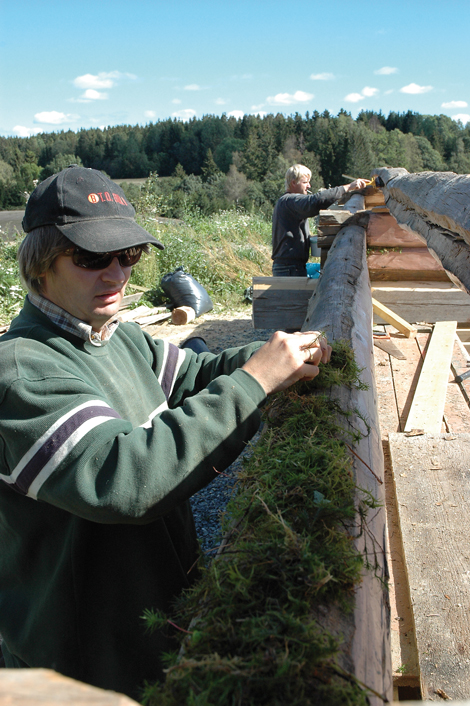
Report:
285,164,312,192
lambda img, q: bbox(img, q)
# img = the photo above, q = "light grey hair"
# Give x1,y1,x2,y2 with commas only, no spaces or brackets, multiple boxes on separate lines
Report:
285,164,312,192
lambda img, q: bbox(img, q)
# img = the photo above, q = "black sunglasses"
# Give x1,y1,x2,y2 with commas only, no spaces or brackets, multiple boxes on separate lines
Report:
63,246,143,270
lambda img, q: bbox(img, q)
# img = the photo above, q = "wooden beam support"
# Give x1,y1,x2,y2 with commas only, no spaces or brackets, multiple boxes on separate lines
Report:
302,224,392,704
371,299,417,338
404,320,457,433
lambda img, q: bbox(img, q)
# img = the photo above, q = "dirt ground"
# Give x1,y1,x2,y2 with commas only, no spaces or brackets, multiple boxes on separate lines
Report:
143,307,276,352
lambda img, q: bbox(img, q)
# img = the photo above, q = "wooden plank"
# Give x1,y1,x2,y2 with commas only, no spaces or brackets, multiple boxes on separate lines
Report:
369,268,451,282
367,248,448,272
119,292,143,309
404,321,457,432
252,277,317,330
318,209,352,226
371,281,470,325
372,299,417,338
0,668,139,705
389,432,470,701
302,223,392,704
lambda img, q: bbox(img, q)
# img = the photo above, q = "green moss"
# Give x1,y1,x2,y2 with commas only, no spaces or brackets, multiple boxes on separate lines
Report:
142,342,378,706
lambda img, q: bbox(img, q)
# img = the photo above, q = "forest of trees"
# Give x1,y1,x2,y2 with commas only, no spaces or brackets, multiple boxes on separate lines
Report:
1,109,469,214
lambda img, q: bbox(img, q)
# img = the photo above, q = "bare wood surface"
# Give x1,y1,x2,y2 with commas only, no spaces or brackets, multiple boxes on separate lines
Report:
373,168,470,293
372,299,416,338
371,281,470,325
367,213,425,248
302,224,392,704
367,249,449,276
404,321,457,432
252,277,317,329
0,669,138,705
389,432,470,701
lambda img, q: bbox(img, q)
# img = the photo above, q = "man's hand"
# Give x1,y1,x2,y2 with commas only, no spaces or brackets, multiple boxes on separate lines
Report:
345,178,369,192
242,331,332,395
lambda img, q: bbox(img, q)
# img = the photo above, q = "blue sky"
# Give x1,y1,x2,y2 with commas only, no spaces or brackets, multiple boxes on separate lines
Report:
1,0,469,137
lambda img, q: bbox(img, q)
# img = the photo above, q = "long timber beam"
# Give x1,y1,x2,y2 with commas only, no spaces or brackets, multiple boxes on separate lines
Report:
302,223,392,704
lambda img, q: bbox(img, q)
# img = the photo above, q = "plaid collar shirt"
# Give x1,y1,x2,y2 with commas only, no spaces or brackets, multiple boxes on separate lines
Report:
27,293,120,347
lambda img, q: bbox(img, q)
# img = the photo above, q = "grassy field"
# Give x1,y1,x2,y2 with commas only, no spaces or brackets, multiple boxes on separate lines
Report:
0,207,273,326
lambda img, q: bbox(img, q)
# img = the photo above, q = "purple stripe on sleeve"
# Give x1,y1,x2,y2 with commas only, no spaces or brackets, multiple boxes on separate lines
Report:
160,343,180,401
13,405,121,495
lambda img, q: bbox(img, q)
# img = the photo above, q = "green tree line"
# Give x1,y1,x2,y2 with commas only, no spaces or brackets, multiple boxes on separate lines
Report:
1,109,469,213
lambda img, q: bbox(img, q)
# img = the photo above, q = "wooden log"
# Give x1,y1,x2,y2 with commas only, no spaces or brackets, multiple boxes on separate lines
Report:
171,306,196,325
373,168,470,293
302,224,392,704
0,668,139,706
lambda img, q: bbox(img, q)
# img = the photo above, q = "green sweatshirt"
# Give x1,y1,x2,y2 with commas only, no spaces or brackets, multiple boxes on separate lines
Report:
0,298,266,699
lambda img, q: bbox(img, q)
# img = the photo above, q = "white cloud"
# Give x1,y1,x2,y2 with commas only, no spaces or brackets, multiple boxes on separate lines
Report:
266,90,313,106
228,110,244,119
12,125,42,137
251,103,265,111
172,108,197,121
400,83,433,94
384,89,394,95
310,72,334,81
361,86,379,97
34,111,77,125
184,84,201,91
442,100,468,109
374,66,398,75
452,113,470,125
172,98,182,104
251,111,267,118
215,98,227,105
344,93,363,103
73,71,137,90
82,89,108,101
144,110,156,119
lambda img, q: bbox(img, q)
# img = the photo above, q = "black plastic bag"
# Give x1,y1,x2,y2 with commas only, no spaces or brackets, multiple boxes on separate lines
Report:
160,267,213,317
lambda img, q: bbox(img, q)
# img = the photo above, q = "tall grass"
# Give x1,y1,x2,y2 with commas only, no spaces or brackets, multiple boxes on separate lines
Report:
132,208,272,309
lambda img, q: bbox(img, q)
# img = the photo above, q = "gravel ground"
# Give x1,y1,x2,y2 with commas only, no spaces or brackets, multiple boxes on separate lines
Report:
190,428,261,556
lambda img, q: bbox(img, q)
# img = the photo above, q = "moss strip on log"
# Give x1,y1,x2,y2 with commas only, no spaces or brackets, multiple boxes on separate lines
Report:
142,343,383,706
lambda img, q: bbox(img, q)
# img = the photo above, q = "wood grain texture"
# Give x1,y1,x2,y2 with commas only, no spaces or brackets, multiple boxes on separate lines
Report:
371,299,416,338
371,281,470,325
302,224,392,704
252,277,317,330
0,669,138,706
367,213,425,248
389,433,470,701
372,168,470,293
404,321,457,433
374,168,470,244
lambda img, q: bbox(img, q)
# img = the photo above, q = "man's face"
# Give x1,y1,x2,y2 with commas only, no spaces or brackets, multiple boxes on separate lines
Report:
41,252,131,331
289,175,311,195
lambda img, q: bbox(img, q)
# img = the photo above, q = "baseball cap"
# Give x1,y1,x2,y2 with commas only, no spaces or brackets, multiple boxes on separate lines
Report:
22,165,164,252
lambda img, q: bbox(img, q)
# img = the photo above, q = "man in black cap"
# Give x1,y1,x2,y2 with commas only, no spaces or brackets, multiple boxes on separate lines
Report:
0,166,331,699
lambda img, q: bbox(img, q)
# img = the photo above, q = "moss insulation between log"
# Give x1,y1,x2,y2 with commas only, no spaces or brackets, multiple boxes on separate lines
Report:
142,342,383,706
